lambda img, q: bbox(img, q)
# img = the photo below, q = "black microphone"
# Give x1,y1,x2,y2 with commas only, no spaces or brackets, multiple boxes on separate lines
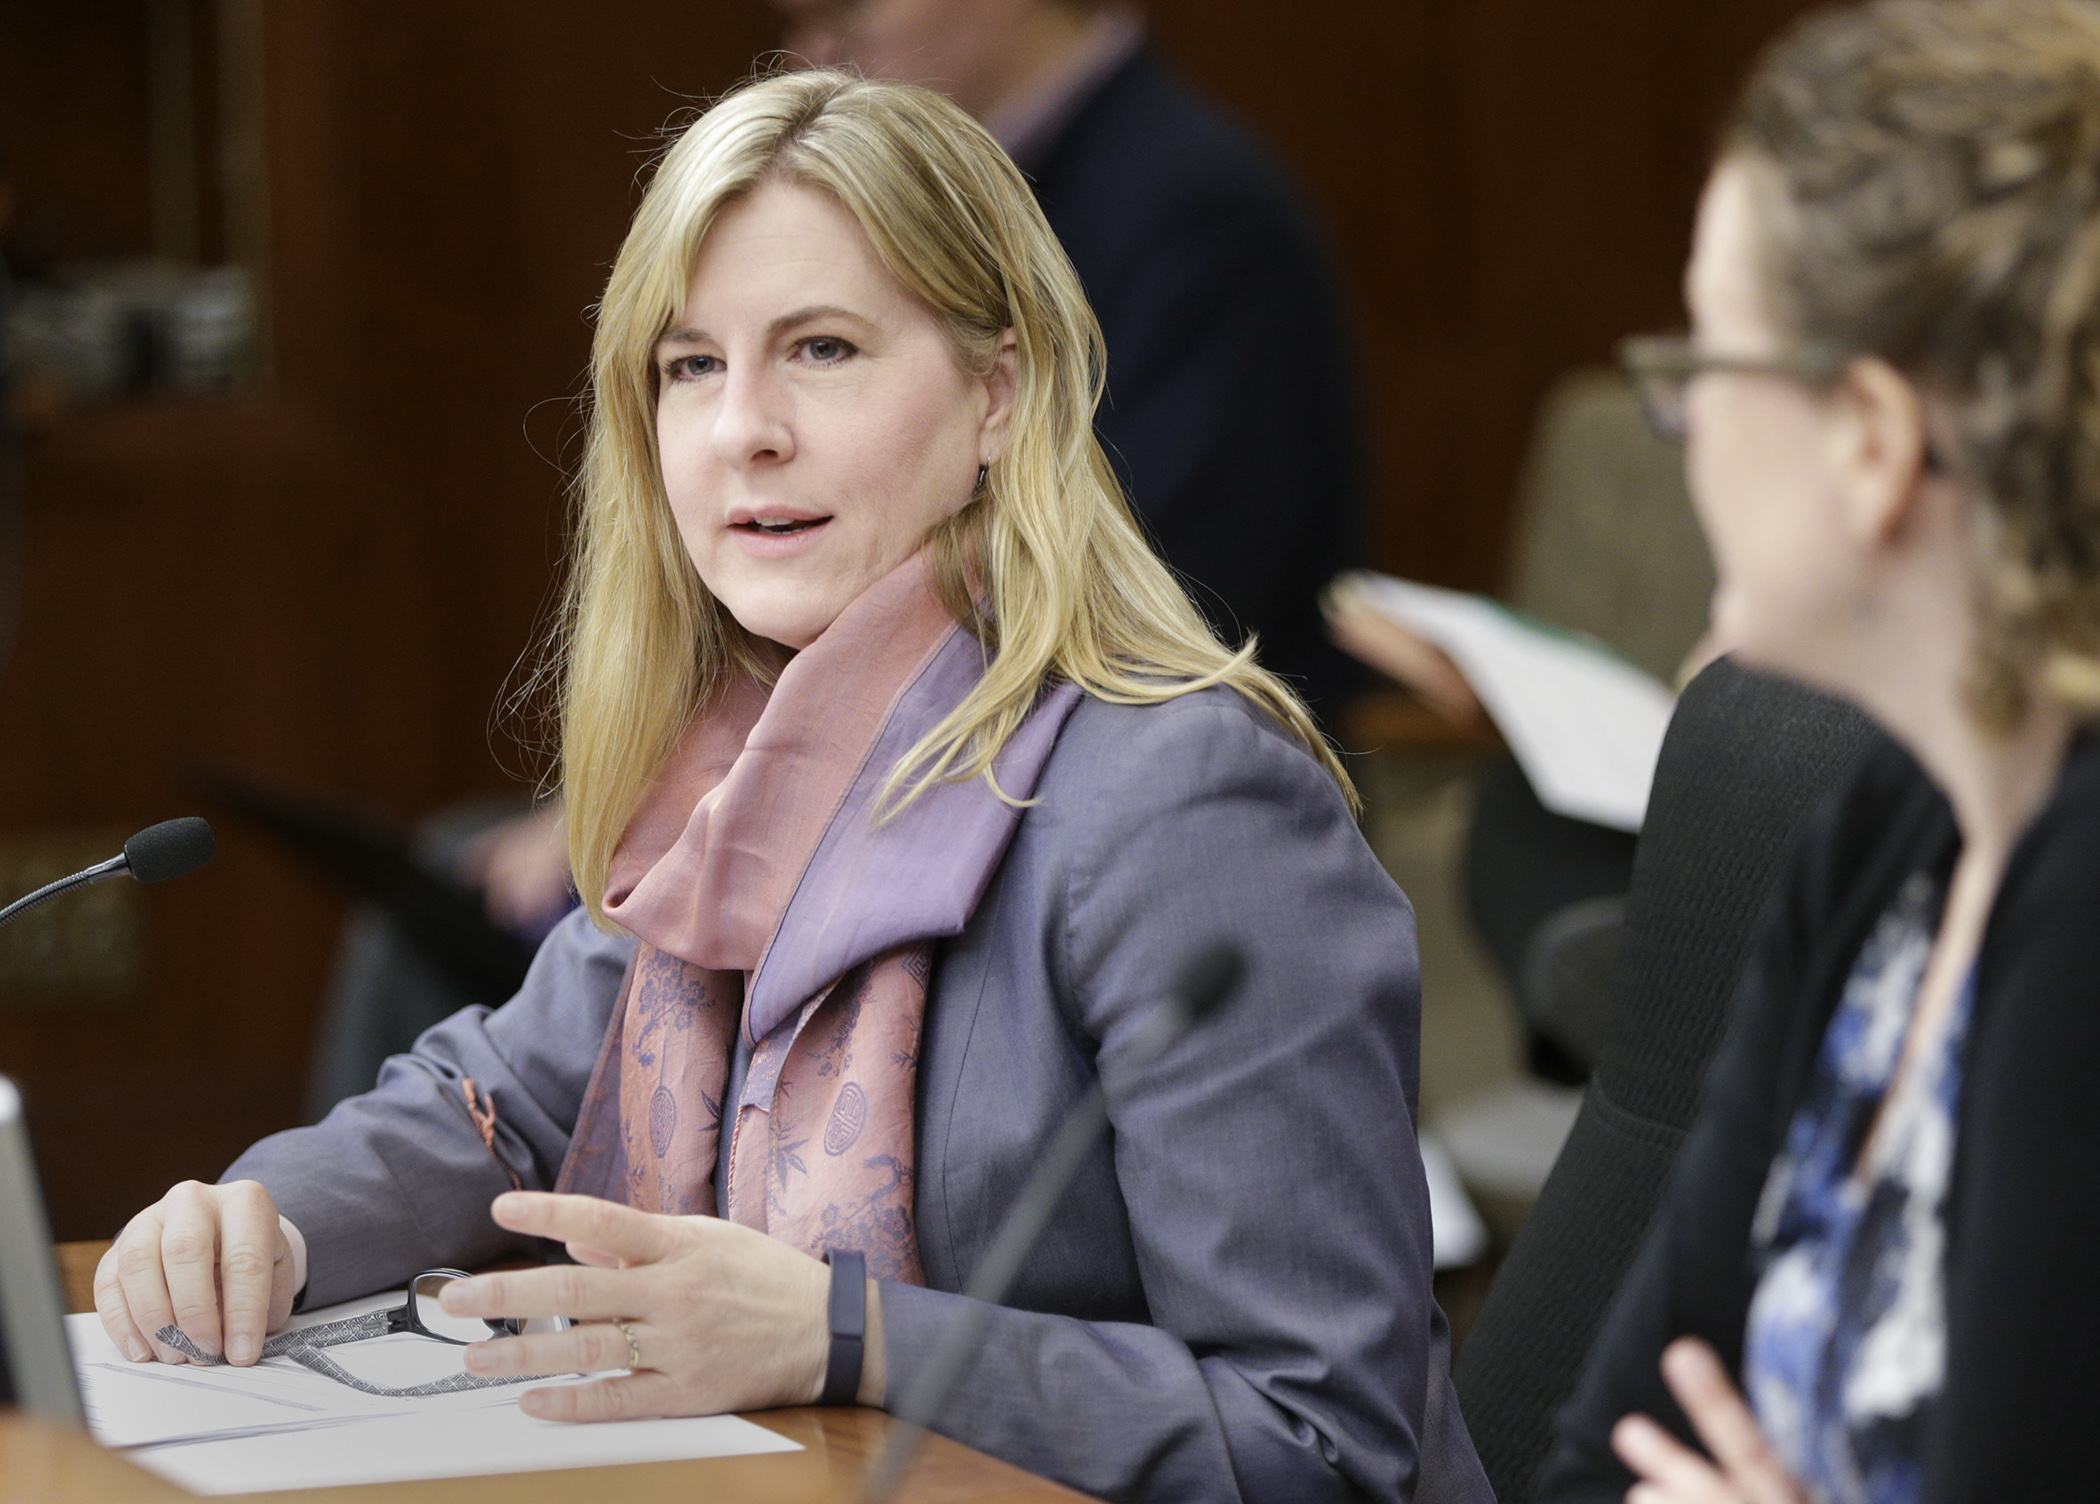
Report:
0,817,215,929
861,939,1245,1503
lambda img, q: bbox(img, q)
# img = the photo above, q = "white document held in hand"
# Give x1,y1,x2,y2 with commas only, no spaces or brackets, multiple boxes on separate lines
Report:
68,1293,800,1495
1350,573,1676,832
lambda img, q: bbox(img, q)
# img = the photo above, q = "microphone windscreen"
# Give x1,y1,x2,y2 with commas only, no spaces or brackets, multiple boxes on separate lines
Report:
124,817,216,884
1172,940,1244,1025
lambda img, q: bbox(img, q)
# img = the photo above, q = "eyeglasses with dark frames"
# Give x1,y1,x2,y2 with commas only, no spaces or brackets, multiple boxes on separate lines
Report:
1617,333,1851,438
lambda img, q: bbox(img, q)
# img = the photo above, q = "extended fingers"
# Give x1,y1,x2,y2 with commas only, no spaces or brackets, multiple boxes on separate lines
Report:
440,1260,638,1323
1613,1413,1736,1504
486,1192,671,1264
1661,1339,1798,1502
465,1320,636,1380
518,1370,682,1424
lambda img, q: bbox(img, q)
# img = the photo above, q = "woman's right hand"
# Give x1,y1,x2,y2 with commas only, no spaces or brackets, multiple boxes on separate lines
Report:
94,1179,297,1366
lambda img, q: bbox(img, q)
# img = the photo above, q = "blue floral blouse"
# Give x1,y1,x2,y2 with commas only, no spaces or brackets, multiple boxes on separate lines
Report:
1741,871,1972,1504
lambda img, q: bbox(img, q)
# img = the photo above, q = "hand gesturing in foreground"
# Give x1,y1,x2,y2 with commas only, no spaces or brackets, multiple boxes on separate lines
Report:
440,1191,884,1420
1611,1338,1808,1504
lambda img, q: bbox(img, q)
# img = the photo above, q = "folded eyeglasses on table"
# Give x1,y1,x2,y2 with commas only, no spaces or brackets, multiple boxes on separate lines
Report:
152,1268,568,1398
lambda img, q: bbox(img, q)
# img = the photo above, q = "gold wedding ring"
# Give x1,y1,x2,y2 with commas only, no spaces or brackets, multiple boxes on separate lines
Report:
612,1320,641,1373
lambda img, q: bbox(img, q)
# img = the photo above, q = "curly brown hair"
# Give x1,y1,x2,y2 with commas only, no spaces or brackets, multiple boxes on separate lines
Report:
1728,0,2100,726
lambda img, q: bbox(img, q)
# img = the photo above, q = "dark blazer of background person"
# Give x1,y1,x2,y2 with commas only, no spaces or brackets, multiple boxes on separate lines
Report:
1540,730,2100,1502
1027,47,1367,713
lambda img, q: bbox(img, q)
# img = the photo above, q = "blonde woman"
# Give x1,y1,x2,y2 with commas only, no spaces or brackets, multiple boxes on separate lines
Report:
1545,3,2100,1500
94,72,1486,1503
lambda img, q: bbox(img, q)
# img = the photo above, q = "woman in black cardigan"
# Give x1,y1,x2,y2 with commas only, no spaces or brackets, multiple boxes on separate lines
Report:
1543,4,2100,1501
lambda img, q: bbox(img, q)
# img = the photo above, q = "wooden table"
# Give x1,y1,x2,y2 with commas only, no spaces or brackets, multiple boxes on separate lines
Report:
16,1241,1091,1503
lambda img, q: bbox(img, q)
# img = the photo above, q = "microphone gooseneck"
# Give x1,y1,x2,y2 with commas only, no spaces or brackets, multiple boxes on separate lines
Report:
860,939,1245,1503
0,817,217,930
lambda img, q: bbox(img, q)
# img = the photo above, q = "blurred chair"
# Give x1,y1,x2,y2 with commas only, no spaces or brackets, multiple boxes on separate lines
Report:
1449,657,1881,1503
1340,367,1707,744
1462,368,1716,1083
1503,369,1714,685
1344,369,1715,1249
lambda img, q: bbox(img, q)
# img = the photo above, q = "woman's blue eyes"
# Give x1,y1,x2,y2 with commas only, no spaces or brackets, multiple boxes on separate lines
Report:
661,337,857,382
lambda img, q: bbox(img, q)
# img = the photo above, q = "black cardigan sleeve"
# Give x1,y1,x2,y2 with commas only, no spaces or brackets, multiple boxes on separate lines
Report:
1536,742,1946,1502
1926,738,2100,1500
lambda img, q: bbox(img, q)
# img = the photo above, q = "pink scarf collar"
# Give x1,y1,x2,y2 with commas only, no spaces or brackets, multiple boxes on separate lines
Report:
556,555,1079,1280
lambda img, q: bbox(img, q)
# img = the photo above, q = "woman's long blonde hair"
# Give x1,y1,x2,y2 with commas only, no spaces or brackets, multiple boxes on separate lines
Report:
559,69,1348,921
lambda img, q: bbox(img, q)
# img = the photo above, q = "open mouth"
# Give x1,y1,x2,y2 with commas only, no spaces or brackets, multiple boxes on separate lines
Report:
735,516,830,536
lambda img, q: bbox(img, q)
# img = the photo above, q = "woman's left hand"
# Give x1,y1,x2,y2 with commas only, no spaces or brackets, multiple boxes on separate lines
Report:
1610,1338,1808,1504
438,1191,872,1422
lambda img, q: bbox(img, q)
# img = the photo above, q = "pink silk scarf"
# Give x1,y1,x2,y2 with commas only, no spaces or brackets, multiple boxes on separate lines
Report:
554,555,1080,1283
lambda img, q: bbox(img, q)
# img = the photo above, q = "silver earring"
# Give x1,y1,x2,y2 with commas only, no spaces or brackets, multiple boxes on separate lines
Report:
973,464,989,499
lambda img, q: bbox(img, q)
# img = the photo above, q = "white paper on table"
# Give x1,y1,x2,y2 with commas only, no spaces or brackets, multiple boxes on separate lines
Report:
68,1296,801,1494
132,1402,802,1496
1347,573,1676,831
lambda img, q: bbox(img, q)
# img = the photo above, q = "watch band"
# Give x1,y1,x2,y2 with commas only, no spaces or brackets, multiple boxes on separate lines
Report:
821,1248,867,1406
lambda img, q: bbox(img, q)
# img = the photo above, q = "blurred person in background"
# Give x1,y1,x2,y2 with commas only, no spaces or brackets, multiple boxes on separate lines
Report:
300,795,573,1116
1543,2,2100,1498
777,0,1371,714
311,0,1373,1112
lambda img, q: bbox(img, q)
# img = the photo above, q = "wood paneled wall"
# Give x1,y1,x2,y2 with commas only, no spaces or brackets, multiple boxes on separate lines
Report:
1148,0,1821,587
1,0,1816,1237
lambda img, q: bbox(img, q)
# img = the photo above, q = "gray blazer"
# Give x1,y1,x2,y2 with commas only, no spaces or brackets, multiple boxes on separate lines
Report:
228,688,1489,1504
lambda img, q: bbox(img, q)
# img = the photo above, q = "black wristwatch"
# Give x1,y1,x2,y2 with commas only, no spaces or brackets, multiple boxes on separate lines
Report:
820,1248,867,1406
